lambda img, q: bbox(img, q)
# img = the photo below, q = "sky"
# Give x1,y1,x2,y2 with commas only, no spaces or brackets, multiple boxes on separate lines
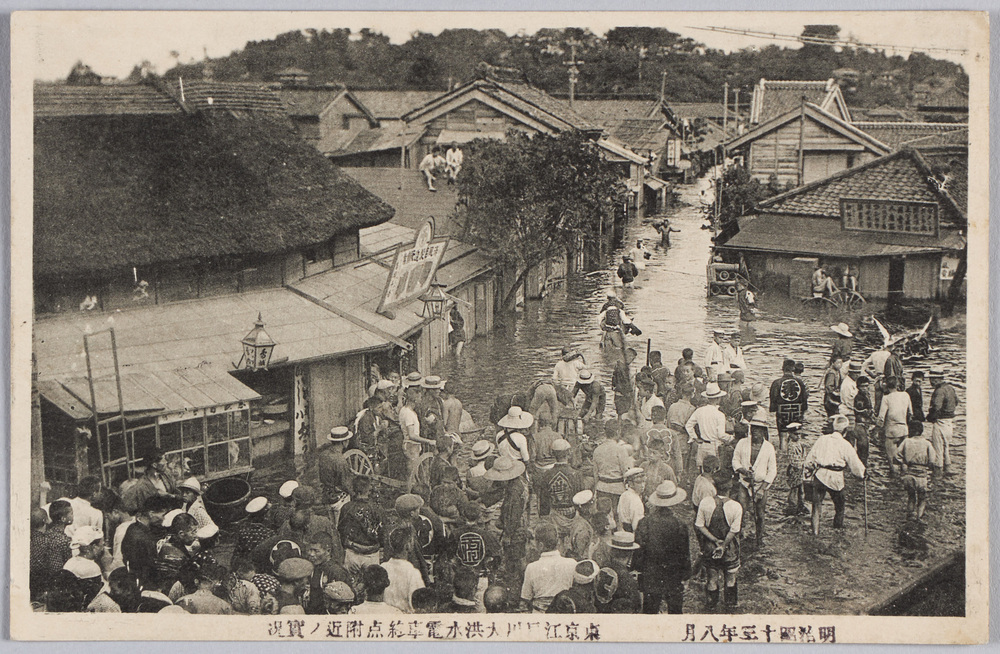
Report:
26,11,982,82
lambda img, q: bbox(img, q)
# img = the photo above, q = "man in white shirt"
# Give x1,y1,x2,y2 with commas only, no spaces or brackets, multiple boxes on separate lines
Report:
732,420,776,545
553,345,585,392
703,330,726,382
520,524,577,612
723,333,747,372
804,415,866,536
695,473,743,609
350,564,404,615
382,526,425,613
418,149,440,191
445,143,463,182
839,361,862,426
862,347,892,380
616,468,646,532
496,406,533,463
398,373,435,489
876,376,913,476
685,382,731,471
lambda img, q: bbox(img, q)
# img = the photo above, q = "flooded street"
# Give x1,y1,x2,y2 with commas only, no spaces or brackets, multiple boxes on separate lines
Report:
437,181,967,615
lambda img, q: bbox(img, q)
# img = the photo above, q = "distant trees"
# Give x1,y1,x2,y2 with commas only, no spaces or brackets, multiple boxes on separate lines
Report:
153,26,968,107
66,61,101,86
456,131,626,310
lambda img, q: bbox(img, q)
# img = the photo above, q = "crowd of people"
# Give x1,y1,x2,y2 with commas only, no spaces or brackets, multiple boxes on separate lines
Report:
29,306,959,616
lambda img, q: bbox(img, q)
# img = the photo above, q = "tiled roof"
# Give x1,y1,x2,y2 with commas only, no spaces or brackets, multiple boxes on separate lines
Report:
852,122,965,149
849,106,916,122
353,90,443,119
758,150,965,225
342,167,463,235
720,213,965,258
751,79,839,124
167,80,287,115
275,86,347,116
901,127,968,149
491,80,602,132
571,99,662,123
34,83,185,117
602,118,671,154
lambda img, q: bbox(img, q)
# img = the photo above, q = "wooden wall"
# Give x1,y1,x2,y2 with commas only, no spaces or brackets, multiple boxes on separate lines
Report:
747,116,877,187
307,355,365,450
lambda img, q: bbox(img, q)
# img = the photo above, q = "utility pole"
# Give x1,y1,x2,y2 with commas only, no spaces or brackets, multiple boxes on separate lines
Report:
722,82,729,149
733,88,740,134
660,70,667,105
563,42,584,107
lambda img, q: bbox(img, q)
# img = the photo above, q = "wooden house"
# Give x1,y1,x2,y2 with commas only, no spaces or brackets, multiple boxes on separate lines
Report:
32,81,485,492
272,81,378,152
726,103,891,187
749,78,851,125
717,148,967,302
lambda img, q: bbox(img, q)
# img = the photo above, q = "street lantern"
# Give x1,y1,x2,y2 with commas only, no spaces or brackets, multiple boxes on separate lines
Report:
420,281,449,321
241,313,276,371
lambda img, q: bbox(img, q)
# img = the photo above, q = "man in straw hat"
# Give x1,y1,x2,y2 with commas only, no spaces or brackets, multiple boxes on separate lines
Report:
703,329,726,382
617,468,647,533
603,532,641,612
399,373,435,489
685,381,732,472
635,480,690,614
770,358,809,453
830,322,854,363
732,419,776,545
496,406,533,463
804,414,866,536
695,472,742,609
519,523,576,613
485,456,529,581
317,426,354,528
926,366,959,477
547,559,600,614
572,369,606,421
419,375,447,441
465,440,497,499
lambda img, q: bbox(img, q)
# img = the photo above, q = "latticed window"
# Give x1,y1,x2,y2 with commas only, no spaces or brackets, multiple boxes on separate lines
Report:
840,198,939,236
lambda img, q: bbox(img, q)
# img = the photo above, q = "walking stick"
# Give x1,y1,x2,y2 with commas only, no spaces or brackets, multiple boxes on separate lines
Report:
646,338,652,366
863,474,869,538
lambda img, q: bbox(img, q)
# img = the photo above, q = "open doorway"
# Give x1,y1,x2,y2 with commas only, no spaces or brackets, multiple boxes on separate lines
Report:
888,256,905,305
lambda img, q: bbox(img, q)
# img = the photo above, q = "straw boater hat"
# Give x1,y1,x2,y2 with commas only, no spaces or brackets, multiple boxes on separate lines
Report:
403,372,424,388
246,496,269,514
624,467,645,482
422,375,444,390
649,480,687,507
831,323,853,338
497,406,534,430
551,439,571,453
471,440,495,461
848,361,863,373
375,379,395,391
577,369,595,385
702,382,727,399
929,366,946,378
717,371,732,383
610,531,641,550
278,480,299,499
483,456,525,481
178,477,202,494
328,426,353,442
749,419,769,430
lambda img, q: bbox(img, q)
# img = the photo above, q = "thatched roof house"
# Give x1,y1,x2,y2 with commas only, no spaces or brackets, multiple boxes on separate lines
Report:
34,82,394,280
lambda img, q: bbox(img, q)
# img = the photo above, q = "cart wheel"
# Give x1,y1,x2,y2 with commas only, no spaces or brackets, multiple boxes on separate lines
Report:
717,270,731,281
726,285,737,296
344,449,374,476
710,284,723,296
844,291,866,310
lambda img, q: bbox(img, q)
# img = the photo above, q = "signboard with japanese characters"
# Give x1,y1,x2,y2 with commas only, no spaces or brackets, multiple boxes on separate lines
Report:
377,219,449,315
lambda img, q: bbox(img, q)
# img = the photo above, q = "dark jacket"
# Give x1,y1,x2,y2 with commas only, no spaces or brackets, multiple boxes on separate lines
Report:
633,507,690,593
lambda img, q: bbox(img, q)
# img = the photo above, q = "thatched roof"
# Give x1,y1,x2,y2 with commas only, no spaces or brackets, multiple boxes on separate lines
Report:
34,112,394,277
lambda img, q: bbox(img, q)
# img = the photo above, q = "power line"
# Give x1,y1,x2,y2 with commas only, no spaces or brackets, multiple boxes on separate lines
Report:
688,25,968,57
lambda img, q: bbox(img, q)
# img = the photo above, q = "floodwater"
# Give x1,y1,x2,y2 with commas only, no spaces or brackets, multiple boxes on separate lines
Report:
436,181,967,615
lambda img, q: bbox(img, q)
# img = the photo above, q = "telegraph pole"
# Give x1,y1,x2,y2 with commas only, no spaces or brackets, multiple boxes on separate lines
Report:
722,81,729,147
733,88,740,134
564,42,584,107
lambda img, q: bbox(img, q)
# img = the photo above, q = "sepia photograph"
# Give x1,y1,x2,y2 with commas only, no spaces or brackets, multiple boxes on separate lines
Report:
8,10,990,642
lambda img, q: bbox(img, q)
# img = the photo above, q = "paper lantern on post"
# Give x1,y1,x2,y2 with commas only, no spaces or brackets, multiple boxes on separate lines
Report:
241,313,276,371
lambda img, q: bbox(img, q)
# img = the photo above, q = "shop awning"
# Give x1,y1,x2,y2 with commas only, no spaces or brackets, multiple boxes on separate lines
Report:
644,176,668,191
40,365,261,418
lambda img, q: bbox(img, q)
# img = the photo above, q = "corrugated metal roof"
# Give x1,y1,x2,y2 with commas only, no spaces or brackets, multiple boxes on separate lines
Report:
720,213,965,258
360,222,417,255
